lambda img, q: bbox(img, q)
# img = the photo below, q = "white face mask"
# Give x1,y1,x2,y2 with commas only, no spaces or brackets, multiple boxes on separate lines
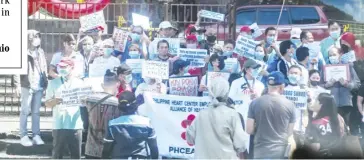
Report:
83,45,93,52
125,74,132,84
32,38,41,47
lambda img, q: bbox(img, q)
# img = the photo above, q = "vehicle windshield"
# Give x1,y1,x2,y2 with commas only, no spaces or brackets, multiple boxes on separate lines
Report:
257,8,290,25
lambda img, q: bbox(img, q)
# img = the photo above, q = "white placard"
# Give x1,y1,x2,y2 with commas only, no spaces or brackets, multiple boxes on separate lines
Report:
169,76,199,97
283,88,308,110
80,11,106,32
223,58,240,73
234,36,259,57
142,61,169,80
249,23,263,38
324,64,350,82
112,27,129,52
132,13,150,30
179,48,207,68
200,10,225,21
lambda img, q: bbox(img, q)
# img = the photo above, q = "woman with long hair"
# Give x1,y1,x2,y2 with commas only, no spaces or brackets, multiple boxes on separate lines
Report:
306,93,345,158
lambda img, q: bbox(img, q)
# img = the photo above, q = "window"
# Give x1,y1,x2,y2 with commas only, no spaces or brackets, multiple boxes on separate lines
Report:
236,9,256,25
290,7,320,24
257,8,290,25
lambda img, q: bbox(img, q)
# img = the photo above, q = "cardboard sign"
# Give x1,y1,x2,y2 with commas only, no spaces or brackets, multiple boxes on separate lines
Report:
283,88,308,110
207,72,231,86
179,48,207,68
132,13,150,30
234,36,259,57
169,76,199,96
323,64,350,82
142,61,169,80
223,58,241,73
60,86,93,106
249,23,263,38
112,27,129,52
126,59,145,88
80,11,106,32
200,10,225,21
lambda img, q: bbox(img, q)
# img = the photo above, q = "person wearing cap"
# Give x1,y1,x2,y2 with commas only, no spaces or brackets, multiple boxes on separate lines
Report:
45,57,86,159
82,69,122,159
115,63,133,98
320,21,342,64
240,26,253,38
170,22,180,38
229,59,265,100
170,59,191,77
185,34,199,49
49,34,85,79
15,30,48,146
341,32,362,60
246,71,296,159
277,40,298,82
89,39,120,78
188,25,207,43
186,77,249,159
290,28,302,48
158,21,174,38
102,91,159,159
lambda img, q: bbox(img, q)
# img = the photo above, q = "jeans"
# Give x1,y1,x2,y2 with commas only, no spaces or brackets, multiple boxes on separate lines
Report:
19,87,43,137
52,129,82,159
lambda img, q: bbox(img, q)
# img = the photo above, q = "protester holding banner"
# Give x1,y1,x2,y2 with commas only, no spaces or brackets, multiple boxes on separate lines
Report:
49,34,85,79
320,21,342,64
83,69,122,159
102,91,159,159
246,71,296,159
45,58,86,159
115,64,133,98
153,40,178,74
199,54,225,93
186,77,248,159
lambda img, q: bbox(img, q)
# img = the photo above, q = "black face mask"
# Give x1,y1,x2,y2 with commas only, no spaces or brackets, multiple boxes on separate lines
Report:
207,36,216,43
310,81,320,86
341,44,350,53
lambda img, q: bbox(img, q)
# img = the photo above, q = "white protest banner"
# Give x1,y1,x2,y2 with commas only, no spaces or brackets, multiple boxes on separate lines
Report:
223,58,240,73
283,88,308,110
169,76,199,96
323,64,350,82
234,36,259,58
230,95,253,153
142,61,169,80
207,72,231,86
249,23,263,39
60,86,93,106
141,93,211,158
126,59,145,88
151,38,180,56
200,10,225,21
132,13,150,30
179,48,207,68
112,27,129,52
83,77,104,92
80,11,106,32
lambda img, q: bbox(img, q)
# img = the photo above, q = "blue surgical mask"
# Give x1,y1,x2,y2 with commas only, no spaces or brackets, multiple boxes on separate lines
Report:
329,56,340,64
251,69,260,78
266,36,275,44
340,50,356,64
196,35,205,42
125,74,133,84
58,68,70,77
288,74,300,84
244,34,253,39
130,33,141,42
222,51,233,57
255,51,265,61
330,30,340,39
291,39,301,47
104,48,113,56
129,51,140,59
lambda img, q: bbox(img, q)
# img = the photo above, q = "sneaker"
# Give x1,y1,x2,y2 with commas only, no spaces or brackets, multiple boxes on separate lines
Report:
20,136,33,147
32,135,44,145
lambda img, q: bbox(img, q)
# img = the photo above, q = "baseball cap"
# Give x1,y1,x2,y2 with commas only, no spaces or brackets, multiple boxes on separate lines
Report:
186,35,197,42
172,59,190,74
115,63,132,75
240,26,251,33
118,91,137,112
267,71,285,86
102,38,114,47
104,69,119,86
159,21,173,29
57,57,75,67
243,59,261,69
290,28,302,39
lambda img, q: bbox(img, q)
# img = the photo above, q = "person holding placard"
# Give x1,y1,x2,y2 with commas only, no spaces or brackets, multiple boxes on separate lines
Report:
324,46,360,130
199,54,225,93
239,26,253,39
264,27,281,66
320,21,342,64
134,77,167,97
153,40,177,74
90,39,121,78
115,64,133,98
170,59,191,77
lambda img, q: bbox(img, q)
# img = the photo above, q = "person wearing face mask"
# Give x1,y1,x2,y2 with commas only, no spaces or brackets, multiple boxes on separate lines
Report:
115,64,133,98
264,27,281,65
49,34,85,79
340,32,362,62
82,69,122,159
127,43,145,60
290,28,302,60
307,70,328,99
90,39,121,78
239,26,253,39
45,58,85,159
170,59,191,77
14,30,48,147
197,28,217,54
246,71,296,159
325,45,360,131
223,39,236,58
276,40,298,82
199,54,225,95
134,77,167,97
320,21,342,64
185,35,199,49
286,65,303,89
229,59,265,100
296,47,310,86
300,31,326,72
80,36,95,78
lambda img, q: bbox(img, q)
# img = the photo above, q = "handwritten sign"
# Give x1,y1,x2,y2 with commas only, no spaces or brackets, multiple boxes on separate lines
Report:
234,36,259,57
132,13,150,30
60,86,93,106
249,23,263,38
169,76,198,96
283,88,308,110
179,48,207,68
80,11,106,32
200,10,225,21
142,61,169,80
324,64,350,82
207,72,231,86
126,59,145,88
112,27,129,52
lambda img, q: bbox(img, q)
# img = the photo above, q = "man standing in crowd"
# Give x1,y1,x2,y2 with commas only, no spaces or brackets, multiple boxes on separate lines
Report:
300,31,325,71
296,47,310,86
45,58,85,159
246,71,296,159
16,30,48,146
90,39,120,77
83,69,121,159
277,40,298,81
264,27,281,65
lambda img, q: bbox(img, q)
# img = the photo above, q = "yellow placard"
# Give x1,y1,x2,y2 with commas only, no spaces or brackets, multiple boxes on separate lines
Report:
118,16,126,28
76,0,85,3
343,24,350,32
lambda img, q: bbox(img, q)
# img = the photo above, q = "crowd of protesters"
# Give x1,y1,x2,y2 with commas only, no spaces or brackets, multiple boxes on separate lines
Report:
12,10,364,159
